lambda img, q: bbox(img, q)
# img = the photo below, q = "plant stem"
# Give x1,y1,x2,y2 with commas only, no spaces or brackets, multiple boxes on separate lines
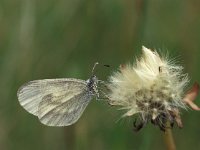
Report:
163,122,176,150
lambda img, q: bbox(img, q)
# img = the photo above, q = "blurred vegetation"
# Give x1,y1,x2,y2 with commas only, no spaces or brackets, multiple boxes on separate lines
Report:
0,0,200,150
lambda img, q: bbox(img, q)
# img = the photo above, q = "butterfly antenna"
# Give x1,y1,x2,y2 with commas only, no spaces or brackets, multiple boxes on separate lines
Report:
103,64,110,67
91,62,110,75
92,62,99,75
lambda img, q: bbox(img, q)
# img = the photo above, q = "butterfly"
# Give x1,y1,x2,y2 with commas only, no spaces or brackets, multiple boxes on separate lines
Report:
17,62,102,126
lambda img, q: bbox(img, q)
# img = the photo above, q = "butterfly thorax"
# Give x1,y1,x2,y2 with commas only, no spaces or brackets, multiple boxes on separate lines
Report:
86,75,99,98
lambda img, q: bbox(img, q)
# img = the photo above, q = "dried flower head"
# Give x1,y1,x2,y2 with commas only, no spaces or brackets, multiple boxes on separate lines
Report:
107,46,190,131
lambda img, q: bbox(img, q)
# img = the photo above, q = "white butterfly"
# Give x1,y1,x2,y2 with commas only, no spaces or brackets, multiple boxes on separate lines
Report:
17,63,101,126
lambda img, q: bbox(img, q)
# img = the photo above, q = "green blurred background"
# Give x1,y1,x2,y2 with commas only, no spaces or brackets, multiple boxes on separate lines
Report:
0,0,200,150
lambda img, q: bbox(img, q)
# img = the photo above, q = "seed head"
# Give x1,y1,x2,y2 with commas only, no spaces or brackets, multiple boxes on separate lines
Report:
107,46,189,131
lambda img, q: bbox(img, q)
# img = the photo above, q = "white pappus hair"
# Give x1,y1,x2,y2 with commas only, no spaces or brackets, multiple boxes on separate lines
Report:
107,46,189,131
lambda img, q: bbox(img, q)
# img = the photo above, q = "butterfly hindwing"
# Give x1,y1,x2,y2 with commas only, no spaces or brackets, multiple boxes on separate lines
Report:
38,90,93,126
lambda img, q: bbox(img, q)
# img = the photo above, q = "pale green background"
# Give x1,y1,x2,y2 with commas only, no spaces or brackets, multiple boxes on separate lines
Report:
0,0,200,150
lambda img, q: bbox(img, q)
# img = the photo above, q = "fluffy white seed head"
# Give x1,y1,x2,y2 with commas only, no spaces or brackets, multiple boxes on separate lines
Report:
107,46,189,130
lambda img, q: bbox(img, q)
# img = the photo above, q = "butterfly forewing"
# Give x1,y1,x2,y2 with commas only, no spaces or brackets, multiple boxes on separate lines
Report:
17,79,87,116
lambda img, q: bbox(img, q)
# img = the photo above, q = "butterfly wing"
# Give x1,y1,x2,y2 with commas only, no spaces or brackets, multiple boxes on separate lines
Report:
38,89,93,126
17,79,87,116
